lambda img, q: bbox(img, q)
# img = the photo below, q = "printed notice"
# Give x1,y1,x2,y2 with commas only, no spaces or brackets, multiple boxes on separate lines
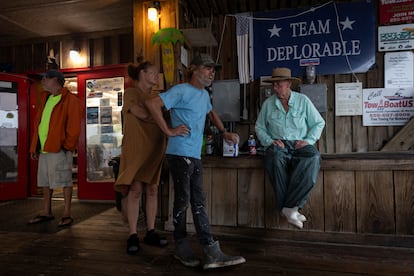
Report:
335,82,363,116
385,51,414,88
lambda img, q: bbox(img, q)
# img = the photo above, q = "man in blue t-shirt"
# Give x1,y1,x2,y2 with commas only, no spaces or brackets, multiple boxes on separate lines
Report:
145,53,245,270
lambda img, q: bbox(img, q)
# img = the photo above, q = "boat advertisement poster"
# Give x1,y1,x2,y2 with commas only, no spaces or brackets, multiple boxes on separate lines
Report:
362,87,414,126
378,23,414,52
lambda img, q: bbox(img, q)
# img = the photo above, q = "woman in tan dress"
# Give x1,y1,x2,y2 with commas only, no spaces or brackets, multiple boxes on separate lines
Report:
115,59,167,255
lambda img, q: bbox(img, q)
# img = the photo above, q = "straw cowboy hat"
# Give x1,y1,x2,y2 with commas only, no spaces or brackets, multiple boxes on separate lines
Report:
263,67,301,85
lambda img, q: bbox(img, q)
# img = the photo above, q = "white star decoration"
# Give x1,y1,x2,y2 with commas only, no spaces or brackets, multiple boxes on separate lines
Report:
268,24,282,37
340,17,355,31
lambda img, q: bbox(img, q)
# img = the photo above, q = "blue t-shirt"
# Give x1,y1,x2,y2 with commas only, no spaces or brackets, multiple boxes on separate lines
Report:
160,83,212,159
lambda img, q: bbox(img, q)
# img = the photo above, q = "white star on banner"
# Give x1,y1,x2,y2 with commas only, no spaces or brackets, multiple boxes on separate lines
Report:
340,17,355,31
268,24,282,37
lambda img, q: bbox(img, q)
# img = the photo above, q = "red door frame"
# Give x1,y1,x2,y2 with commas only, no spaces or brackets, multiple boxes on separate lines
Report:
76,65,132,200
0,73,30,200
28,80,42,196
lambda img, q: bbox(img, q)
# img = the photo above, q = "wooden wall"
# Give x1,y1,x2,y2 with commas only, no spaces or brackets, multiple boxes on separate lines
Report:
164,154,414,244
177,3,408,155
0,31,133,74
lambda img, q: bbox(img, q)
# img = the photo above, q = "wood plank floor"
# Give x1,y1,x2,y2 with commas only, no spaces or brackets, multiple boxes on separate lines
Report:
2,203,414,275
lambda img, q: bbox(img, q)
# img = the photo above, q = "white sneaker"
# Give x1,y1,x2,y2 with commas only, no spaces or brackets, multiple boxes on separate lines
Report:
291,207,307,222
281,207,303,229
296,212,307,222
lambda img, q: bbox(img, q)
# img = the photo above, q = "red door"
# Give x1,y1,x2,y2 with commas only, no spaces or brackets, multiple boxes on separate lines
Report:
0,73,30,200
76,65,132,200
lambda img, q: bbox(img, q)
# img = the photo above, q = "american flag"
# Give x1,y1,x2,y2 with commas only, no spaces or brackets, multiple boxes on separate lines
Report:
236,13,251,84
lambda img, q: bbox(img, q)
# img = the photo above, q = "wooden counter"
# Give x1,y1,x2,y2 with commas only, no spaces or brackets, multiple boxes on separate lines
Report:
164,152,414,246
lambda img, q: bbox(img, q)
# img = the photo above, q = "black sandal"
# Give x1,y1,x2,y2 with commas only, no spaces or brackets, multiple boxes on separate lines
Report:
27,215,55,224
126,234,140,255
58,216,74,227
144,229,168,247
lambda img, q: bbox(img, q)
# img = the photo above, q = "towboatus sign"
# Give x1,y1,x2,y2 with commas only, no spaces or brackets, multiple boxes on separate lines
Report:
251,0,376,79
362,87,414,126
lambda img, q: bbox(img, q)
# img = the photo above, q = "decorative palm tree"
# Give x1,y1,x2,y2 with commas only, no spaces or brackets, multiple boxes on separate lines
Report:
151,27,184,86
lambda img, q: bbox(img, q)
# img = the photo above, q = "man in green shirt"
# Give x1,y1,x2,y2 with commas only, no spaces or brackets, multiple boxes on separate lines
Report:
255,67,325,229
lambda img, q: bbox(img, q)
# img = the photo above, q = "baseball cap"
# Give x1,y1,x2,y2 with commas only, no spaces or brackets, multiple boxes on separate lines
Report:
40,69,65,83
190,53,222,69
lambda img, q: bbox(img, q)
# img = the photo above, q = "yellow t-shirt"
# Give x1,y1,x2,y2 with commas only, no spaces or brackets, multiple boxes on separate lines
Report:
38,94,62,153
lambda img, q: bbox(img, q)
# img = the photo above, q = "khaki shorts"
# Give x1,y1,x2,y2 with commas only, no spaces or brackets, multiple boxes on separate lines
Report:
37,150,73,189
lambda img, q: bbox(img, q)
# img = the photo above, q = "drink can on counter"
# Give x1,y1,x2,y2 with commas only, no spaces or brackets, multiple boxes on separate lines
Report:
206,135,214,155
248,134,257,156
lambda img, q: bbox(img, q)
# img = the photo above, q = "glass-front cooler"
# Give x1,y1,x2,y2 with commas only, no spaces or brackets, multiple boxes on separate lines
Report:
76,65,130,200
85,76,124,182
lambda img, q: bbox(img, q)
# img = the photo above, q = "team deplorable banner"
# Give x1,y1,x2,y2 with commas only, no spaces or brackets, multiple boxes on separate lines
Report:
248,0,376,79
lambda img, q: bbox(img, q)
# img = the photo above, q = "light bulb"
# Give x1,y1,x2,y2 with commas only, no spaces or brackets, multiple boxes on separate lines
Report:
148,7,158,21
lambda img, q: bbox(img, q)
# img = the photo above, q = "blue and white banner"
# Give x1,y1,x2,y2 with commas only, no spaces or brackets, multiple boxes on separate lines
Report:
247,0,376,79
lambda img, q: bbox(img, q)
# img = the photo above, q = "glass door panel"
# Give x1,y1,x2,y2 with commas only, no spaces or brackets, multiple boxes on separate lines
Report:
0,74,29,200
85,77,124,182
0,81,18,182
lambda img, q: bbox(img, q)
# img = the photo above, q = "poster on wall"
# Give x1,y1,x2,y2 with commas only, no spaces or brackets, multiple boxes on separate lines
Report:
100,106,112,124
249,0,376,78
378,23,414,52
362,87,414,126
87,107,99,124
384,51,414,88
379,0,414,25
335,82,363,116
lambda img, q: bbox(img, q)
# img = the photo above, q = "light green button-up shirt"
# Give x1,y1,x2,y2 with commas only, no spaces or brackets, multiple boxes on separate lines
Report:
255,91,325,148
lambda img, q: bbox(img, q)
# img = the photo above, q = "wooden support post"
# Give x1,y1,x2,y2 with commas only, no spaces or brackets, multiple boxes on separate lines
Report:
381,117,414,151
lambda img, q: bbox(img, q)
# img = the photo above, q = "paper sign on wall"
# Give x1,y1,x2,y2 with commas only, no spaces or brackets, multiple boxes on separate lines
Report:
384,51,414,88
335,82,363,116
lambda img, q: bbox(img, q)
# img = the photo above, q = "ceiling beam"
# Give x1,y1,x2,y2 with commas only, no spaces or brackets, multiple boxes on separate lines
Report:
184,0,203,17
237,0,248,14
197,0,211,17
216,0,229,16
